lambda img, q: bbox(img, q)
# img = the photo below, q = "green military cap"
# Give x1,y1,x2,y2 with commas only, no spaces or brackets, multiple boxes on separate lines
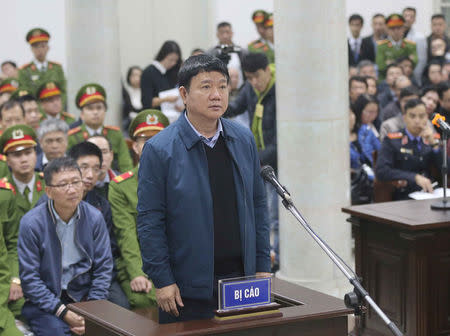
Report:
264,13,274,28
386,14,405,28
0,78,19,95
37,81,62,100
0,124,38,154
10,87,34,100
252,10,267,24
128,109,170,139
26,28,50,45
76,83,107,109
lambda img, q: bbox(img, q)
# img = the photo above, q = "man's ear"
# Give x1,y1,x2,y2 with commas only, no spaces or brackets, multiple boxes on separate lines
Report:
179,86,188,104
45,186,53,200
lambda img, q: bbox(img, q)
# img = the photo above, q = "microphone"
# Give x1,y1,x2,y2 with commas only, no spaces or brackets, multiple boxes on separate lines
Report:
432,113,450,134
260,165,292,203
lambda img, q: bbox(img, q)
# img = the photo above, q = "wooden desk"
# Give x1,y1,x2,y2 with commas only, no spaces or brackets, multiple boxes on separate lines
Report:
342,198,450,336
69,279,352,335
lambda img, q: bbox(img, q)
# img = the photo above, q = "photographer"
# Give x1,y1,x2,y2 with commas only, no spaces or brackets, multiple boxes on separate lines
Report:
207,22,247,88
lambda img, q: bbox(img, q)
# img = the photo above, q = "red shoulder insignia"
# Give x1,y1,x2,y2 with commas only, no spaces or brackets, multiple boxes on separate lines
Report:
0,154,5,161
104,125,120,131
68,126,81,136
377,39,389,46
49,60,61,66
112,171,134,183
19,62,32,70
404,39,416,45
387,132,403,139
0,181,16,195
62,112,75,119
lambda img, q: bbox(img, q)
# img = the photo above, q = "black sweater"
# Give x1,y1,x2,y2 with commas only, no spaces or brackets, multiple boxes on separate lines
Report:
140,64,172,109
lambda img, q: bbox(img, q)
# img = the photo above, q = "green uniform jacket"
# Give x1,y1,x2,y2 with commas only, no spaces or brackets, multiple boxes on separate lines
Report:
68,123,133,173
0,184,19,279
108,167,144,281
0,155,8,179
18,60,67,107
376,38,418,81
41,111,76,126
1,172,46,222
248,38,275,64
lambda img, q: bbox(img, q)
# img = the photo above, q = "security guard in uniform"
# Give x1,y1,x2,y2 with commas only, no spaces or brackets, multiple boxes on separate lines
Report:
108,109,169,308
37,81,75,125
0,188,22,335
248,11,275,64
0,125,46,220
18,28,67,107
67,83,133,173
0,78,19,106
376,99,442,200
376,14,418,81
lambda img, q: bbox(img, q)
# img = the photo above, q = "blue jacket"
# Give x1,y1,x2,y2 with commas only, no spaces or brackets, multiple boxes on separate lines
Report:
18,200,113,314
350,124,381,169
137,116,271,300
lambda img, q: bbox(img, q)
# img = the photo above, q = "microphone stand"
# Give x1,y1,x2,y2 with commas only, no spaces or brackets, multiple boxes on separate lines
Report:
275,187,404,336
431,130,450,209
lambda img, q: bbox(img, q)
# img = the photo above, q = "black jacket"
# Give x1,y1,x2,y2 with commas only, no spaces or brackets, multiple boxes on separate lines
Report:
360,35,376,63
140,64,172,109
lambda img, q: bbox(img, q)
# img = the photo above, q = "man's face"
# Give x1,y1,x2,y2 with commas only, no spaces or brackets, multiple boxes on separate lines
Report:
421,91,439,115
1,63,17,78
31,42,49,62
255,23,266,39
440,89,450,111
6,147,36,176
432,18,446,37
361,102,378,124
22,100,41,129
0,93,11,106
388,26,405,42
431,38,446,56
40,95,62,117
349,19,363,38
403,10,416,28
359,65,376,79
1,105,25,129
400,94,418,113
244,66,272,94
428,64,442,85
394,76,412,99
180,71,229,123
132,137,150,158
349,80,367,103
46,169,83,210
217,25,233,45
366,78,377,95
399,59,413,77
87,137,113,178
386,66,403,87
265,27,274,41
81,102,106,129
76,155,101,193
404,104,428,136
372,16,386,36
41,131,67,161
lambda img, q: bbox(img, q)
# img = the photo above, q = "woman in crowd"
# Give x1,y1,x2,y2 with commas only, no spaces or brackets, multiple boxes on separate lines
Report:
140,40,182,109
353,93,381,139
422,60,443,87
122,65,143,131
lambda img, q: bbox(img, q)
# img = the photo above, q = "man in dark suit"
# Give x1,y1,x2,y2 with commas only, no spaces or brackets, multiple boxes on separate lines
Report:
348,14,364,66
360,14,387,63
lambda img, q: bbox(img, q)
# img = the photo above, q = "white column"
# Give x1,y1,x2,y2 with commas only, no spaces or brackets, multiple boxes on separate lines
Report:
274,0,352,298
65,0,121,126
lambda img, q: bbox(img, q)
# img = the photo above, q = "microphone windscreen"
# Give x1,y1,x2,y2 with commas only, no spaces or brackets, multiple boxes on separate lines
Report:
260,165,274,180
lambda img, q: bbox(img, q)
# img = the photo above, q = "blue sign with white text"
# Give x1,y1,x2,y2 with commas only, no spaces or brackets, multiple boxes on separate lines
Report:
220,277,271,310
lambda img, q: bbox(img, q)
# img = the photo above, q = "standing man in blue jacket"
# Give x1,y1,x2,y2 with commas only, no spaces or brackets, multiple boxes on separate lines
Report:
137,54,271,323
18,157,113,335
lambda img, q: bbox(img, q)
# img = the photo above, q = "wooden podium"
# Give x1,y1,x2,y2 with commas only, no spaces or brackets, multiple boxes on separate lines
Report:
342,198,450,336
69,278,352,335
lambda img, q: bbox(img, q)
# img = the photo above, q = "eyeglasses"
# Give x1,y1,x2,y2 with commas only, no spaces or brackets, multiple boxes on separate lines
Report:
48,180,83,190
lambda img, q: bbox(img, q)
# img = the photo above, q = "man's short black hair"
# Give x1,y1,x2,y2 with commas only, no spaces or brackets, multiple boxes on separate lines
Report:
349,76,368,89
403,7,416,15
16,93,37,104
68,141,103,167
217,21,231,30
178,54,230,91
372,13,385,21
432,14,446,21
400,85,420,99
396,56,414,65
44,156,81,186
385,63,403,75
0,100,25,120
404,98,425,113
437,81,450,99
242,53,269,73
421,85,438,97
349,14,364,25
1,61,17,68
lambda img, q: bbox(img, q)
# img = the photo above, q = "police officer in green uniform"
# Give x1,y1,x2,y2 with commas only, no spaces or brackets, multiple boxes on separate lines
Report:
0,154,8,179
0,78,19,106
0,125,46,221
68,83,133,173
248,11,275,64
18,28,67,107
376,14,418,81
0,190,22,335
37,81,75,125
108,109,169,308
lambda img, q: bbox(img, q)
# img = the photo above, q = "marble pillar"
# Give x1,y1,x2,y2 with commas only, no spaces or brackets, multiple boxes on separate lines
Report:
274,0,353,298
65,0,122,126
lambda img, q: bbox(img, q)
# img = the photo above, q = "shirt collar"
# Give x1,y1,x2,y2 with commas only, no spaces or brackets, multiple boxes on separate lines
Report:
42,153,49,165
50,199,80,226
388,36,402,47
33,59,48,71
152,60,167,75
85,125,103,136
405,128,421,142
12,174,35,196
184,111,223,148
96,171,110,187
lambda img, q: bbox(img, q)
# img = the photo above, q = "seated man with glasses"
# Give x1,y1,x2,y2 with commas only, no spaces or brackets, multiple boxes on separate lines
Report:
18,157,113,336
36,141,129,309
